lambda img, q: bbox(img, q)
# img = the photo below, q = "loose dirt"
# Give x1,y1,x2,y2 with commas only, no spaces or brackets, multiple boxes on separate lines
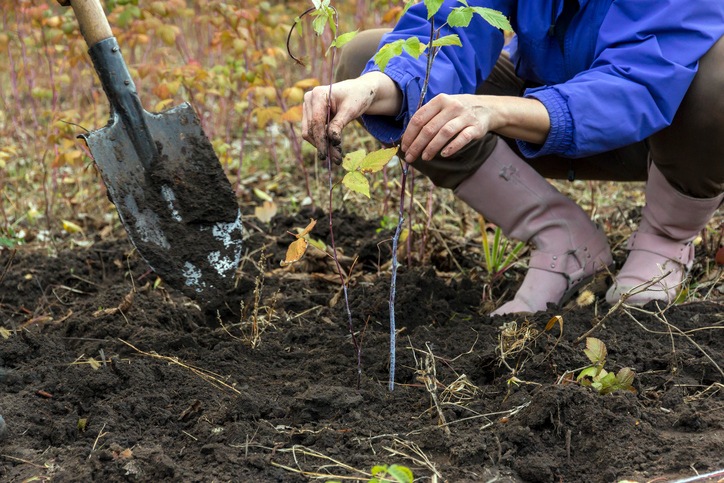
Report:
0,209,722,482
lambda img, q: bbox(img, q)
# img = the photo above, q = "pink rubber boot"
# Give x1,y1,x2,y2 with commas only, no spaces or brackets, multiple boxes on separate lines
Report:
606,164,723,306
454,139,613,315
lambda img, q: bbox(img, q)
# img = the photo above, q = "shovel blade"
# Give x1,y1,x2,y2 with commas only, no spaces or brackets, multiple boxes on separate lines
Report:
84,103,243,303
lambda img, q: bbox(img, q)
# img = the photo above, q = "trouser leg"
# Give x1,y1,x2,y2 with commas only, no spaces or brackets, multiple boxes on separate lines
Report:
606,35,724,305
649,35,724,199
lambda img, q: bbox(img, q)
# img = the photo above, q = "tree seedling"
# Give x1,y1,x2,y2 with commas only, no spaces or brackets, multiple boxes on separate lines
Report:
576,337,636,395
289,0,513,391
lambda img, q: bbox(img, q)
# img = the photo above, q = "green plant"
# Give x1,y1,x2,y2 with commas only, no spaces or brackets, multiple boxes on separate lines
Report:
327,464,414,483
288,0,512,392
479,215,525,278
576,337,636,395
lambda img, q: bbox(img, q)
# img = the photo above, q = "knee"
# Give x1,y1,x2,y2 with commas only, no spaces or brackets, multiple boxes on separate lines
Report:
334,28,391,83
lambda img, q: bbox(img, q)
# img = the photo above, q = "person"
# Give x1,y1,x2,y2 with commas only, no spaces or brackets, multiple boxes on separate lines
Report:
302,1,724,315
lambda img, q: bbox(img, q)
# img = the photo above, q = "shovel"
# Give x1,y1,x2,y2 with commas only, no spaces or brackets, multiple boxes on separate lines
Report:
59,0,243,304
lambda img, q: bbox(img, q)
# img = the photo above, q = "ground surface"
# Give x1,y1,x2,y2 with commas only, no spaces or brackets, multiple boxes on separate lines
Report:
0,209,722,483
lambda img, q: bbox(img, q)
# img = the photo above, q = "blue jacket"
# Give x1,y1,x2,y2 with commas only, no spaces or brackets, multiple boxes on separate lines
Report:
360,0,724,158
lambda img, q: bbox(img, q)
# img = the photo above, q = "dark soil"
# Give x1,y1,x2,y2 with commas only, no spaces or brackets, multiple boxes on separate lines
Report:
1,209,722,483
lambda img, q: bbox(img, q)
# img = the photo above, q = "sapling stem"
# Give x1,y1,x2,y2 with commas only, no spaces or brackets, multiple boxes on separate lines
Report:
388,18,438,391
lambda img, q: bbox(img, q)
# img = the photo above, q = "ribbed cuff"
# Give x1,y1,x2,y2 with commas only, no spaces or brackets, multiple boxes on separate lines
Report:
517,87,574,158
360,64,421,145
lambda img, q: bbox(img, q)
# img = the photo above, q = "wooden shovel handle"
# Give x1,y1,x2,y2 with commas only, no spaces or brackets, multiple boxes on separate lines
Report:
57,0,113,47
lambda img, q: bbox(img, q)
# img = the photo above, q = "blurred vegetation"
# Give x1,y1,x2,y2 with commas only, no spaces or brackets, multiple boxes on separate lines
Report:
0,0,402,248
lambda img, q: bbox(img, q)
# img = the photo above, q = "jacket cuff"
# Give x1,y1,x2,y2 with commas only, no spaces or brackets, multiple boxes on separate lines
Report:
360,64,421,145
517,87,574,158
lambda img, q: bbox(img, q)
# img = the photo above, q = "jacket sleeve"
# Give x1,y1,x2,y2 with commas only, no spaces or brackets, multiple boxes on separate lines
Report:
519,1,724,158
359,0,508,145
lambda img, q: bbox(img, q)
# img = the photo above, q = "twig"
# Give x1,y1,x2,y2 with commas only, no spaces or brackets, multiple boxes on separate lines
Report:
88,422,107,459
118,339,242,395
622,306,724,378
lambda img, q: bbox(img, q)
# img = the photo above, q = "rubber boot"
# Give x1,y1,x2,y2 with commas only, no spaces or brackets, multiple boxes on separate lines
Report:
606,163,723,306
454,139,613,315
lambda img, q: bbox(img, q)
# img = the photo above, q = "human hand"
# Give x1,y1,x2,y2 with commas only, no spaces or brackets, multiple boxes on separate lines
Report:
302,72,401,165
400,94,496,164
401,94,551,163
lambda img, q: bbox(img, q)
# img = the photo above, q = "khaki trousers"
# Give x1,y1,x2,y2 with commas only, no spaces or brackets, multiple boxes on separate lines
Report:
336,29,724,198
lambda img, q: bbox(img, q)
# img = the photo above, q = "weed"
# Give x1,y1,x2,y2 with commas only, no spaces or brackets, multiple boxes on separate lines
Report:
326,464,413,483
575,337,636,395
479,214,525,279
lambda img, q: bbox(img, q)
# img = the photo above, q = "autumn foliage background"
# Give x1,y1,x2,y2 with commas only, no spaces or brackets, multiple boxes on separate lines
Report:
0,0,406,249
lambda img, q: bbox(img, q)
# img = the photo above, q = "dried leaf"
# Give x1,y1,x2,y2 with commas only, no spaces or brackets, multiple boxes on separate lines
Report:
254,200,278,223
281,237,308,267
296,219,317,238
545,315,563,334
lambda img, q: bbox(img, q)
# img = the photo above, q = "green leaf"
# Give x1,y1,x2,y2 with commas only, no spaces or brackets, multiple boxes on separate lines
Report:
360,147,398,173
370,465,388,477
387,464,414,483
327,8,337,37
576,366,598,382
447,7,473,27
342,149,366,171
424,0,444,19
583,337,607,365
374,40,404,72
330,30,358,49
312,12,327,36
342,171,370,198
402,37,426,58
616,367,635,389
431,34,462,48
472,7,513,32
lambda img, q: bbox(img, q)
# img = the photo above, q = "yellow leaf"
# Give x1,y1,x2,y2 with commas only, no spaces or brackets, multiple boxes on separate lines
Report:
153,99,175,112
342,171,370,198
0,327,12,339
342,149,366,172
294,78,320,89
253,188,273,202
283,86,305,104
281,105,303,123
254,200,278,223
62,220,83,234
360,146,398,173
252,106,283,129
157,25,177,46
